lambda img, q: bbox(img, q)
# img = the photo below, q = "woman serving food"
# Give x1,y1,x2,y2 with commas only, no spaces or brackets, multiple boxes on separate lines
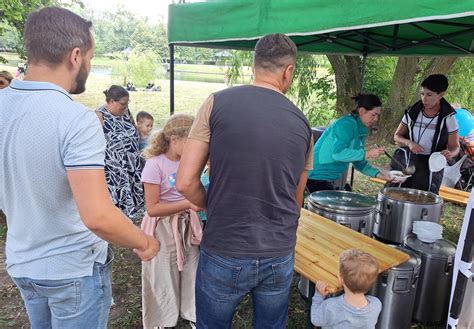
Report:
307,94,391,193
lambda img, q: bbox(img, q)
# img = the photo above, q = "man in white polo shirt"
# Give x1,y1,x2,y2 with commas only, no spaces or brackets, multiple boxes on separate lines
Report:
0,7,159,328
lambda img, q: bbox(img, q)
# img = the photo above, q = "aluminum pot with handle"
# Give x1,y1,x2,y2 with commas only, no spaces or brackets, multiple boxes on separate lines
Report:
403,234,456,325
373,187,443,244
307,190,376,237
370,245,421,329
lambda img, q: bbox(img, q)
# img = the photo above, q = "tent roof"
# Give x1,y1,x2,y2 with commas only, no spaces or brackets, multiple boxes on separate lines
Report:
168,0,474,56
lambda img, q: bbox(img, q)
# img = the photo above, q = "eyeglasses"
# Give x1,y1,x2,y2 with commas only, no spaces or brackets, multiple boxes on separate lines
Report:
116,100,131,107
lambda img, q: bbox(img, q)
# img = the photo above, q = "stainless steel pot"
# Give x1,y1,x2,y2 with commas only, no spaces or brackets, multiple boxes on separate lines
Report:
404,234,456,325
373,187,443,244
299,191,376,300
307,191,376,237
370,246,421,329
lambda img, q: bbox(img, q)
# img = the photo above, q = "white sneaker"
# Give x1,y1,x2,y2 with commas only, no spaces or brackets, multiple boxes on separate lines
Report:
189,321,197,329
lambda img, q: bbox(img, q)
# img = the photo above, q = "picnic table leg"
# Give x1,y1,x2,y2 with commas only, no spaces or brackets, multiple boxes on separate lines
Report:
306,281,315,329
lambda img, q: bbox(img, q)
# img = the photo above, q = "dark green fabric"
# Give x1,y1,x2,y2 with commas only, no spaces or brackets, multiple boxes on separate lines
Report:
168,0,474,56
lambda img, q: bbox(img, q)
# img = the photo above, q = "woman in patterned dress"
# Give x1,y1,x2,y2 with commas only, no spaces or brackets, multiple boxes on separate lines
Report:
96,85,144,219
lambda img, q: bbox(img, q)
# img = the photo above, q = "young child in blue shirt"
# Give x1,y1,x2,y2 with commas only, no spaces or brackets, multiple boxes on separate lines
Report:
311,249,382,329
136,111,154,151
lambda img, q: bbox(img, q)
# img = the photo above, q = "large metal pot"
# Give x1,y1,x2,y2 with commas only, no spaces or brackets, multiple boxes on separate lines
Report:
404,234,456,325
307,190,376,237
299,191,376,300
370,246,421,329
374,187,443,244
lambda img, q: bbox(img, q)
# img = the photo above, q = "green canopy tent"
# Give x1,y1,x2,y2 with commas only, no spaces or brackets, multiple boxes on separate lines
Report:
167,2,474,328
168,0,474,114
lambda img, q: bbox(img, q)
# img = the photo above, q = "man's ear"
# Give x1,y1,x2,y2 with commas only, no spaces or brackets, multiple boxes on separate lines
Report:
284,64,294,79
67,47,82,70
438,91,446,99
283,64,295,86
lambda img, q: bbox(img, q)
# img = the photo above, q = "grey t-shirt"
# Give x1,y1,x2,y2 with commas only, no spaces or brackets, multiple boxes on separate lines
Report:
188,85,313,258
311,293,382,329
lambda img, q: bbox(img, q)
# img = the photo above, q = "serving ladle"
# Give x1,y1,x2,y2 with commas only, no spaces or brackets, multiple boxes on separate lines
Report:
374,144,416,175
383,150,416,175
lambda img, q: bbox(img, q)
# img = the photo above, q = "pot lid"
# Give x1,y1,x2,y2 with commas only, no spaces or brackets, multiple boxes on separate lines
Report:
404,234,456,259
380,187,442,205
308,191,376,212
389,245,422,270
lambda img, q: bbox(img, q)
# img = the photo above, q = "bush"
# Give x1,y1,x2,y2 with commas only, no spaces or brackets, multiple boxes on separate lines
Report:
129,50,163,87
110,49,164,88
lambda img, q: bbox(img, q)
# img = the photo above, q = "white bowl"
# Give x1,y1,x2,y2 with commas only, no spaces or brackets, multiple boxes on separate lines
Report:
413,221,443,242
429,152,447,172
388,170,411,183
416,235,440,243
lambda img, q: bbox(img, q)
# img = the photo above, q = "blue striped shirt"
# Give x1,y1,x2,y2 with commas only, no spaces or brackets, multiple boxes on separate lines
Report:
0,80,108,280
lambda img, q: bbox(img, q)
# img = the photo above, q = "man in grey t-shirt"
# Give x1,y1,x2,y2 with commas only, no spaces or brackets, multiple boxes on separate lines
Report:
177,34,313,328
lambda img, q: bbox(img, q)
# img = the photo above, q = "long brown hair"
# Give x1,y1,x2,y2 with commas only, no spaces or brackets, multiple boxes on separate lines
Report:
143,114,194,159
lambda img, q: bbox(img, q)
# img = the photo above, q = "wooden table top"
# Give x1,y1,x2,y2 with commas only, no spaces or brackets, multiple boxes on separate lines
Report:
295,209,410,294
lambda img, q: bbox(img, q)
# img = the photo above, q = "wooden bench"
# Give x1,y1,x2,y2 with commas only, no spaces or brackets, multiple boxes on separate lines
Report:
369,177,469,206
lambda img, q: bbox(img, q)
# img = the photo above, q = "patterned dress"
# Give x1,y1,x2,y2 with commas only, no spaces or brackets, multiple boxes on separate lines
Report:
98,106,144,218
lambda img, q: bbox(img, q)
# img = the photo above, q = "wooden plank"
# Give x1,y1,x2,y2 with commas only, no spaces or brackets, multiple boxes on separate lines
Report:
369,177,468,205
295,209,410,294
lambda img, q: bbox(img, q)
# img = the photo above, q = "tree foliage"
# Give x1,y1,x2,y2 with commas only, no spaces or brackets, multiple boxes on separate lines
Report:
0,0,82,63
290,54,336,126
111,50,163,88
130,21,168,59
448,57,474,110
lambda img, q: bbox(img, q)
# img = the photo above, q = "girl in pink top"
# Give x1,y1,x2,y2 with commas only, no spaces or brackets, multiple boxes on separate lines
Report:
141,114,202,329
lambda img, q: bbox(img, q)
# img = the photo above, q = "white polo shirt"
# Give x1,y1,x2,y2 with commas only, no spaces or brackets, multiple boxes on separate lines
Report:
0,80,108,280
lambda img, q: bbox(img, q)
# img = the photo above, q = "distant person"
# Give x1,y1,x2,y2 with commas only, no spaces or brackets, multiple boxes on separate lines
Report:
392,74,460,193
126,81,136,91
311,249,382,329
0,7,158,328
96,85,144,219
0,70,13,89
146,81,155,90
177,33,313,328
136,111,154,151
16,63,26,80
141,114,202,329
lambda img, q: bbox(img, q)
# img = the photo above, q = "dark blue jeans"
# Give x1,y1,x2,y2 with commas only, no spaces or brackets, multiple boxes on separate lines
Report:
195,249,294,329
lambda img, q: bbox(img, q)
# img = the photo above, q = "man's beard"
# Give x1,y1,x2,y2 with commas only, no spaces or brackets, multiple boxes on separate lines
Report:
70,62,88,95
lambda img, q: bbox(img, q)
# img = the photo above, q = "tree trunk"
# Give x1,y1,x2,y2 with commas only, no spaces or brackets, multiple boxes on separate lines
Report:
410,57,458,104
327,55,362,116
379,57,421,140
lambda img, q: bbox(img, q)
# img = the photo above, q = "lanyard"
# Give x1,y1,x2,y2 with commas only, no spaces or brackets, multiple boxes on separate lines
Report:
416,112,437,145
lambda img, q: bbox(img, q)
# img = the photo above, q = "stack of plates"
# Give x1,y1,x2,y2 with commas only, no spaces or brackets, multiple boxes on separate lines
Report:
413,221,443,243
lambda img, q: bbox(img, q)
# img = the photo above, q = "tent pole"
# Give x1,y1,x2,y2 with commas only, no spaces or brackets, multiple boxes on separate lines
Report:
360,54,367,92
170,44,175,116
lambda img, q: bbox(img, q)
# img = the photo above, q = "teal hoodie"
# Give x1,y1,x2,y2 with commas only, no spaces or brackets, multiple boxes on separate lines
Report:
309,114,379,181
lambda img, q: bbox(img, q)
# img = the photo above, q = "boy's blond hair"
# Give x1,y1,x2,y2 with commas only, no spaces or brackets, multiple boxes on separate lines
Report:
339,249,379,294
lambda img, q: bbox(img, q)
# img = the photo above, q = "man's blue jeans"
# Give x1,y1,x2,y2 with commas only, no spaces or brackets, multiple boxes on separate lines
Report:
11,250,113,329
195,249,294,329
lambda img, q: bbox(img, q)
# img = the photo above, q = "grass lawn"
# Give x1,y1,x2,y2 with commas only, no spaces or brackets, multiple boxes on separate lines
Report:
72,73,226,128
